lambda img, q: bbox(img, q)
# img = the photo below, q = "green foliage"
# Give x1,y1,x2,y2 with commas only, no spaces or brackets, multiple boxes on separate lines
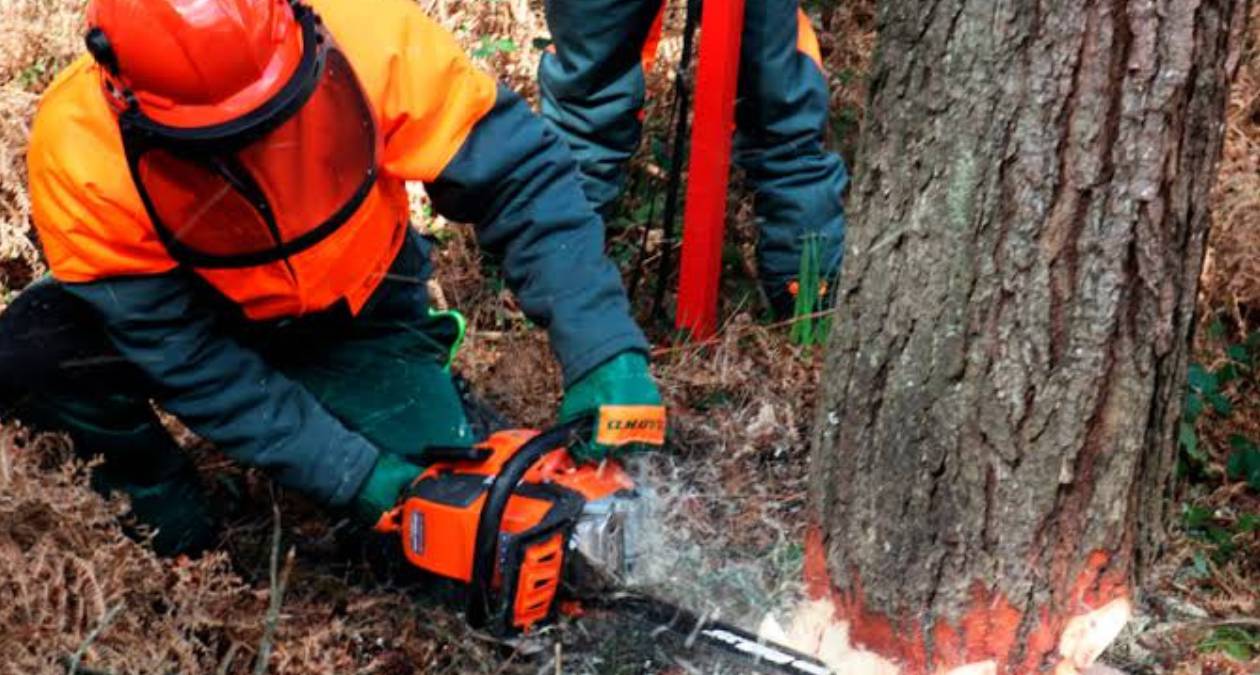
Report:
1181,503,1243,561
1177,323,1260,573
828,103,863,165
607,238,638,267
788,235,831,346
1198,626,1259,662
17,56,58,90
770,541,805,572
472,36,518,59
1189,549,1211,579
607,193,664,234
1179,332,1260,473
1226,435,1260,489
650,136,674,173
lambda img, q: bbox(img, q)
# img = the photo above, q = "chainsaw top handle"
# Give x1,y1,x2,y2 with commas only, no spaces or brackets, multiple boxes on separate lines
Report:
466,413,595,629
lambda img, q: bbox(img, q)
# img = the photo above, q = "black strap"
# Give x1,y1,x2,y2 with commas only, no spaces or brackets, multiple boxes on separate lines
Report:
411,445,492,464
648,0,703,325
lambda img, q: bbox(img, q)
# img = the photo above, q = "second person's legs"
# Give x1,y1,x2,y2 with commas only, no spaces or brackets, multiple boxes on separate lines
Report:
734,1,849,316
538,0,665,213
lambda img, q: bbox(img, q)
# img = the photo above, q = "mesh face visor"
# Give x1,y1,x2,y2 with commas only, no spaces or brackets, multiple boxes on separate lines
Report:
119,6,378,268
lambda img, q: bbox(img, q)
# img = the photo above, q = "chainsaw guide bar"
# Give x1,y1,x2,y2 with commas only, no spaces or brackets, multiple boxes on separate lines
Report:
585,592,832,675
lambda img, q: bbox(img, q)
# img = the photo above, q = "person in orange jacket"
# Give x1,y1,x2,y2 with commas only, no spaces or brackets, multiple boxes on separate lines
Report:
0,0,661,556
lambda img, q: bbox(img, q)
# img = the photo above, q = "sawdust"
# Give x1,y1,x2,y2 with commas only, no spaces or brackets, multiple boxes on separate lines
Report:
759,599,901,675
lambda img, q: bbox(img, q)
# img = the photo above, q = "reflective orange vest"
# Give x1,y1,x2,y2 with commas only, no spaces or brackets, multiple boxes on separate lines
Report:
28,0,497,320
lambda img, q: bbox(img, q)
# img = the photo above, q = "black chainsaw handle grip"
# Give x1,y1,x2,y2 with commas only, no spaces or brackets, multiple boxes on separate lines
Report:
466,414,594,629
411,445,492,464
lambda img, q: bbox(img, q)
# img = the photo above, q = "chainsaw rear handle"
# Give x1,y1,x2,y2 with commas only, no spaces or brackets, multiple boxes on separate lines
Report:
466,413,595,629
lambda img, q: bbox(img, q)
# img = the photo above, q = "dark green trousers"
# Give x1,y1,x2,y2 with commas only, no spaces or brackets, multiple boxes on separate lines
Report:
538,0,849,301
0,277,471,556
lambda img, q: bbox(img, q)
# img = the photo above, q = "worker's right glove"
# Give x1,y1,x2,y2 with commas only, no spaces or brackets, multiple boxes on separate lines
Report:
559,350,666,464
352,453,423,526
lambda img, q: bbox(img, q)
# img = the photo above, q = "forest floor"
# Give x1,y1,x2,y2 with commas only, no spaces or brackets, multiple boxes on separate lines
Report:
0,1,1256,673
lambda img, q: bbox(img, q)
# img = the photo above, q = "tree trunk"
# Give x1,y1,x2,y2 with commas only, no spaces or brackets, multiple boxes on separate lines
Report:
807,0,1248,672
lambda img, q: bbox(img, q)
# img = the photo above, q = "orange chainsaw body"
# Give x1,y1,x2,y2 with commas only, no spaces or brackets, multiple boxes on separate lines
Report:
376,428,636,631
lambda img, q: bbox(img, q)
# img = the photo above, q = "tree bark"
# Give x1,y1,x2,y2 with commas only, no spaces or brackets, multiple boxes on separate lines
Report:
807,0,1248,672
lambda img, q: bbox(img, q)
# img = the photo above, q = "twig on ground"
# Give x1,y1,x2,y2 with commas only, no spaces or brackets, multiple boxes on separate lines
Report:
1149,617,1260,633
253,504,295,675
491,641,524,675
683,607,711,650
668,655,703,675
65,602,124,675
0,427,14,483
57,658,116,675
216,643,240,675
649,307,840,356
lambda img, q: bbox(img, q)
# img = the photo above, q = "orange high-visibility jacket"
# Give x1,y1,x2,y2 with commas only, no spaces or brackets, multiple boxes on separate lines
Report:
29,0,496,320
23,0,648,507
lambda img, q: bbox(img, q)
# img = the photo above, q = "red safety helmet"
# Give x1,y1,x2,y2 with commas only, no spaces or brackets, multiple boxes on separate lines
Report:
83,0,380,270
86,0,305,129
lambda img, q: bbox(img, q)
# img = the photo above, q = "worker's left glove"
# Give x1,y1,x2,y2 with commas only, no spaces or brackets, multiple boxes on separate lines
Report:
559,351,664,464
353,453,423,526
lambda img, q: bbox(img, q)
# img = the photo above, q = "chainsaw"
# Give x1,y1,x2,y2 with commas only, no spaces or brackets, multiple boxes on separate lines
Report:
374,408,832,675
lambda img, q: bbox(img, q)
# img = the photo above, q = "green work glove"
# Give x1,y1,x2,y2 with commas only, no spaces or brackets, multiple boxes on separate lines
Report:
559,351,664,464
352,453,423,525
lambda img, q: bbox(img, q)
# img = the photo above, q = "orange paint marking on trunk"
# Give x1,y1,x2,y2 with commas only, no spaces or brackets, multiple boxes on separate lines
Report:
932,619,965,667
802,524,833,601
804,524,928,670
803,523,1131,673
840,581,929,673
1017,550,1129,672
929,583,1022,669
956,583,1024,666
1022,606,1061,672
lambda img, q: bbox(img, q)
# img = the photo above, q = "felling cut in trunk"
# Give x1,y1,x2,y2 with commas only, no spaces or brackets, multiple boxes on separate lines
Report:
805,0,1249,673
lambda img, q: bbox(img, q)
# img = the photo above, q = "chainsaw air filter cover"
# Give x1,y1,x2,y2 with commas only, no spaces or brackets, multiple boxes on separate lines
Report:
377,425,637,633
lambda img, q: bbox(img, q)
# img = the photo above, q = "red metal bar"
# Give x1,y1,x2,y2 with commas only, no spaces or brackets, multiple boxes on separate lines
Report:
675,0,744,340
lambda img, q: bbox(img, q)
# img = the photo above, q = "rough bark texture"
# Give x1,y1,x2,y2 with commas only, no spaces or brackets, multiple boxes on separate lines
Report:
809,0,1248,671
